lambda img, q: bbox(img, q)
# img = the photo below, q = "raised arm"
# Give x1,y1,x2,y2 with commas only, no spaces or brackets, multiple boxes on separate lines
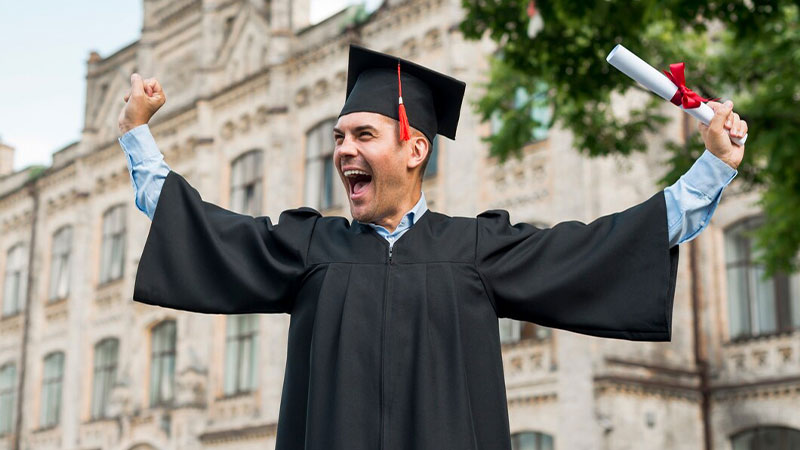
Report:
117,73,169,219
662,100,746,246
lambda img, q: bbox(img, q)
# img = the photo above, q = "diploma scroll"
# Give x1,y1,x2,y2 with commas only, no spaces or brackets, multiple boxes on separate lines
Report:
606,44,747,146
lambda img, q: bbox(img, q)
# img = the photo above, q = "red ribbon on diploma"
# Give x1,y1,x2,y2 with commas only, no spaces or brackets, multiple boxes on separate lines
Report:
663,63,715,109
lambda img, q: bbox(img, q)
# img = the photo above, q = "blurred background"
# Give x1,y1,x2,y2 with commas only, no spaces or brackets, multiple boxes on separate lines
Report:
0,1,798,449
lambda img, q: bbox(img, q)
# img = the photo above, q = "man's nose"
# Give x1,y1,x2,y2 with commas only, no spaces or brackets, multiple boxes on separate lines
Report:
336,135,359,158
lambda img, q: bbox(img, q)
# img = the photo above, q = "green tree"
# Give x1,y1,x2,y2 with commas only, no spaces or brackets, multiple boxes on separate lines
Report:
460,0,800,275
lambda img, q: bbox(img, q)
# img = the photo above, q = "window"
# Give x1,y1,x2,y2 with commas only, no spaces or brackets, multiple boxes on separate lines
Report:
224,315,259,395
150,321,176,406
91,338,119,419
499,318,551,344
305,119,339,210
511,431,554,450
3,244,27,317
0,363,16,435
424,136,439,178
732,426,800,450
230,150,264,215
491,81,551,143
40,352,64,428
726,218,800,339
49,226,72,301
99,205,126,284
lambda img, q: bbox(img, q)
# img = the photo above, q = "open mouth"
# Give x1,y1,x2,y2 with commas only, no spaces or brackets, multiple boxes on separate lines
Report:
343,169,373,199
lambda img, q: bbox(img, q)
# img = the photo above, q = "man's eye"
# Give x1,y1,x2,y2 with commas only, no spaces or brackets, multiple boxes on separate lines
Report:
360,132,374,138
334,135,343,143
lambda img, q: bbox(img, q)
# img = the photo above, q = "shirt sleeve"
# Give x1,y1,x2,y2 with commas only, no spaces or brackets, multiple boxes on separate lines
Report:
133,170,320,314
476,192,679,341
118,124,171,220
663,149,737,247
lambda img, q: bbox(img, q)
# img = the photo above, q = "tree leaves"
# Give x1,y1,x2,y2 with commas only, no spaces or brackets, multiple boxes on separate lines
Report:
460,0,800,274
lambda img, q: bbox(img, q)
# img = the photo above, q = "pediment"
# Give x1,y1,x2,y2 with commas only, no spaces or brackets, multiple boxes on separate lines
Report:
88,70,133,140
215,3,271,68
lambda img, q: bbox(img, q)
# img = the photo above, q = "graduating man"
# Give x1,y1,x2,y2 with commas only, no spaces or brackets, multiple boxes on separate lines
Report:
117,45,747,450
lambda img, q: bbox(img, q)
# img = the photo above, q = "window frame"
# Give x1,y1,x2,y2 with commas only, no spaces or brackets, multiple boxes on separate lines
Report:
149,320,177,407
423,135,439,179
230,150,264,216
91,338,119,419
2,243,27,317
510,430,555,450
223,315,259,396
99,205,126,285
49,225,73,302
731,426,800,450
40,351,65,429
725,217,799,340
0,363,16,436
304,118,339,211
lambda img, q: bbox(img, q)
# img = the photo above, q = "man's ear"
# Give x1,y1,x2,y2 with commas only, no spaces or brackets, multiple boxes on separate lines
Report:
406,134,429,171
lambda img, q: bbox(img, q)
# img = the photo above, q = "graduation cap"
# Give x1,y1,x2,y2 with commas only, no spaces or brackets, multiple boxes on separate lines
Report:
339,44,466,142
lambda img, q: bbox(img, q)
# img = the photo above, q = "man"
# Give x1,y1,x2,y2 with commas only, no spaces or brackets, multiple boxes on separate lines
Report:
117,45,746,450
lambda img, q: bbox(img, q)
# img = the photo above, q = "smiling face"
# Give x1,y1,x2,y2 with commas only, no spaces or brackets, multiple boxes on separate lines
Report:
333,111,429,229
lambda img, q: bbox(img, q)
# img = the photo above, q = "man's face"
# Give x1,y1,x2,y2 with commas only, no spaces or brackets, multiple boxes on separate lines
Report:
333,112,412,224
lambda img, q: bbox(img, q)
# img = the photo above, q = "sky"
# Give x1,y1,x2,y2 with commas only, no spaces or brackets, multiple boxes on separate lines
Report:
0,0,379,172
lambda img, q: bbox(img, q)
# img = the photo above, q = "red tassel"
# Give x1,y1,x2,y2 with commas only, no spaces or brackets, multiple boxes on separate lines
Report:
397,63,411,141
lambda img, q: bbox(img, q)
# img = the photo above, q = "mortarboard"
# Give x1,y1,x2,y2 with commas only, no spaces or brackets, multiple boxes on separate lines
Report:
338,44,467,142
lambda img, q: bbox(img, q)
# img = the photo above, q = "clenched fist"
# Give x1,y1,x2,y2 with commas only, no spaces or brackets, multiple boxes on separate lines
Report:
699,100,747,170
118,73,166,135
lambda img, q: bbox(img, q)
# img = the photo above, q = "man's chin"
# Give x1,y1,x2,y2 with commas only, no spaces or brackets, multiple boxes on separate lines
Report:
349,203,371,223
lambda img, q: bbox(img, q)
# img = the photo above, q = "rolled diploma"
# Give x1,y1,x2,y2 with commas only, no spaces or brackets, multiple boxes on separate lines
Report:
606,44,747,146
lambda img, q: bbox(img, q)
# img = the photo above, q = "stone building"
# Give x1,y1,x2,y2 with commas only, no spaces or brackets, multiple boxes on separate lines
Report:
0,0,798,449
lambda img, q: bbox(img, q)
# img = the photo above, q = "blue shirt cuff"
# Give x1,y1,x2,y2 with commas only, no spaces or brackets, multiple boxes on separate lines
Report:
682,149,738,198
118,124,162,164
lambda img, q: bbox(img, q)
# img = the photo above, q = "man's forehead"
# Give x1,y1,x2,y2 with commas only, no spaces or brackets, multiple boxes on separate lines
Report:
335,111,396,130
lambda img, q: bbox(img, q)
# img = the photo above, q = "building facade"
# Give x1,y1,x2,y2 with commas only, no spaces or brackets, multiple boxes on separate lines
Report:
0,0,798,449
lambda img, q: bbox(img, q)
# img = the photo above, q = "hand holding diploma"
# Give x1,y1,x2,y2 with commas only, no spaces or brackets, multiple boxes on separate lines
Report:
698,100,747,170
606,44,747,169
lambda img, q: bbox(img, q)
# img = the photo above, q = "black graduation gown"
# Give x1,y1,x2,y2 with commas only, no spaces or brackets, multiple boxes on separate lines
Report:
134,171,679,450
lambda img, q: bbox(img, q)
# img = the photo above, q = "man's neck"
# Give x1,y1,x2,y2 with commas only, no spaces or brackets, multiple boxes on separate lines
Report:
371,191,424,233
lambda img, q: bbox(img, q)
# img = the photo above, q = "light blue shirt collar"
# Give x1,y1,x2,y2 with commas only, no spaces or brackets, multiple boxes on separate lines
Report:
366,192,428,246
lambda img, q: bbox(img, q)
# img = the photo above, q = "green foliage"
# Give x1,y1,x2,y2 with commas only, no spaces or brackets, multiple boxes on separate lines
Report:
461,0,800,274
27,165,47,182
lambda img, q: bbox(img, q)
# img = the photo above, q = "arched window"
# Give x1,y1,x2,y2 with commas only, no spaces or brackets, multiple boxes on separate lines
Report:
2,243,27,317
91,338,119,418
224,315,259,395
40,352,65,428
511,431,554,450
150,321,176,406
230,150,264,215
100,205,126,284
725,218,800,339
305,119,339,211
0,363,16,435
49,226,73,301
732,426,800,450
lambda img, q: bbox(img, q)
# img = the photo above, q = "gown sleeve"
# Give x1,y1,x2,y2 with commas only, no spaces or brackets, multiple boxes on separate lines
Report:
133,170,319,315
475,191,679,341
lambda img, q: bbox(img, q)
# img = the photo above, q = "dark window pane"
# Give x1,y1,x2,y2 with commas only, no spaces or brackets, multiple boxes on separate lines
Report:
425,136,439,178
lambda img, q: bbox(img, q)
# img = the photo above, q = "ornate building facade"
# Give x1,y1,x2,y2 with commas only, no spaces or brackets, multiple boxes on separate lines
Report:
0,0,798,449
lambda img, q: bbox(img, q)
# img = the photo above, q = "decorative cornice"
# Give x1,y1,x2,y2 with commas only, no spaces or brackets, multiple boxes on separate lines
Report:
594,375,700,401
198,423,277,445
711,376,800,402
506,392,557,406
